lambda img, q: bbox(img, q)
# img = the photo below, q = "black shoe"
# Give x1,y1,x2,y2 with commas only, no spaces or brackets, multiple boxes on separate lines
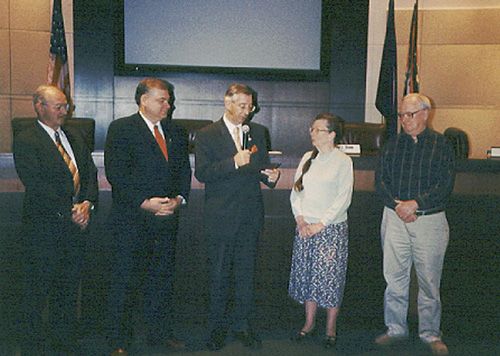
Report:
292,329,314,342
206,329,227,351
323,335,337,349
233,330,262,349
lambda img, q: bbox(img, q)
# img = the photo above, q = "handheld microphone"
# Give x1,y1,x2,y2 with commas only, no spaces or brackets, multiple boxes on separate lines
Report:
242,125,250,150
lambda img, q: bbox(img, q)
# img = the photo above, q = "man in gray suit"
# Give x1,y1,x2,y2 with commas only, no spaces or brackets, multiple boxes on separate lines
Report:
195,83,280,351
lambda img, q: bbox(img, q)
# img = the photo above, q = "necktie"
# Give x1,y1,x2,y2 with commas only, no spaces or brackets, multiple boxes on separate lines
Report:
54,131,80,195
232,126,241,151
154,125,169,161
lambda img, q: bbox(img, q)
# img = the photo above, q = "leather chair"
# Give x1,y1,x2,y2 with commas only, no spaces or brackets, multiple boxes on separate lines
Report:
12,117,96,152
340,122,386,156
172,119,213,154
444,127,469,159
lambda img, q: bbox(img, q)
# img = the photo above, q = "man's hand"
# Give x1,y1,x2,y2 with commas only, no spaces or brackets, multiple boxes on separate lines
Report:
234,149,251,168
261,168,281,183
72,200,92,229
159,196,182,216
141,196,182,216
395,199,419,223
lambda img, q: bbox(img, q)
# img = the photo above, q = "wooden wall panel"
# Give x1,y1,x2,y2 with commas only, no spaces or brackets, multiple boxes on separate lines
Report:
0,98,11,151
0,30,10,94
421,9,500,45
0,0,8,30
10,0,50,31
420,45,500,106
10,31,50,95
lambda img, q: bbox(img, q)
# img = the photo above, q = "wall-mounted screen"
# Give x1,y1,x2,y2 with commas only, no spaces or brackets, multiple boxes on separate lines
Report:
115,0,331,80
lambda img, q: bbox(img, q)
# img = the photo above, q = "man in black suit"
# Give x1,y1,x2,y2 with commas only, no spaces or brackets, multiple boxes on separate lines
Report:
195,83,280,351
104,78,191,355
13,85,98,354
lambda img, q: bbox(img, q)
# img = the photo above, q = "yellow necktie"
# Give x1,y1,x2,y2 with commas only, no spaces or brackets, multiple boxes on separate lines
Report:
54,131,80,196
232,126,241,151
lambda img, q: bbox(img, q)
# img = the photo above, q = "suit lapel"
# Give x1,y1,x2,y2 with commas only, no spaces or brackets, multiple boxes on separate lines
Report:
34,122,74,178
63,128,84,168
216,118,239,154
160,119,172,156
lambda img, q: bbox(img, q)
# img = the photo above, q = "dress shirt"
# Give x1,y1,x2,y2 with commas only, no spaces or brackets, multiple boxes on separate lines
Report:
138,111,186,204
223,115,243,169
139,111,167,139
38,120,79,171
223,115,242,146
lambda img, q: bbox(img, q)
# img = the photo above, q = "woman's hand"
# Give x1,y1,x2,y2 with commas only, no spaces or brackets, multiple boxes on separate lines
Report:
296,218,325,239
296,216,309,238
305,222,325,237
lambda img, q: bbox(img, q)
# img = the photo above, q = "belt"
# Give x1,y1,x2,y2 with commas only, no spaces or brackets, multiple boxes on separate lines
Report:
415,208,444,216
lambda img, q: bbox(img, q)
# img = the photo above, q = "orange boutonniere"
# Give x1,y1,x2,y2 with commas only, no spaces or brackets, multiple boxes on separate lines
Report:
250,145,258,153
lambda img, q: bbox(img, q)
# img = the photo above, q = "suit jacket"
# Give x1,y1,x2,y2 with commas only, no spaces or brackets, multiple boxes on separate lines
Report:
104,113,191,218
13,120,98,224
194,119,274,228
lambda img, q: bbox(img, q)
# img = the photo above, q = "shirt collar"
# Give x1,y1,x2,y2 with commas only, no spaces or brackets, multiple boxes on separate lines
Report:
37,120,63,141
223,114,241,133
401,127,430,142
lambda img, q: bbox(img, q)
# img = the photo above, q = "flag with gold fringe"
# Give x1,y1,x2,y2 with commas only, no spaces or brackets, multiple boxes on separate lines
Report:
47,0,73,115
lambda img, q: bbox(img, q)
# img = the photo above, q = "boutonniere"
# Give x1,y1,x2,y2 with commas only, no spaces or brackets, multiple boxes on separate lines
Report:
250,145,258,153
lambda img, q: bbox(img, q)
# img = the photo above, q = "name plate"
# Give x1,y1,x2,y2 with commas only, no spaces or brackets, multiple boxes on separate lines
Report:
490,147,500,158
338,144,361,155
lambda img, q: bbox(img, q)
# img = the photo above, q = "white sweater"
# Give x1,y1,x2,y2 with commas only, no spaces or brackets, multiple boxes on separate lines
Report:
290,148,354,226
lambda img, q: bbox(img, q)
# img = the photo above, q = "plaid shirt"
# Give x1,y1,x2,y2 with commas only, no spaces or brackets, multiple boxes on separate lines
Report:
376,128,455,211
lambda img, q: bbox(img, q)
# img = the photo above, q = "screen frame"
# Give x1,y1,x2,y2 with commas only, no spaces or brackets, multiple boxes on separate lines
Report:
113,0,332,81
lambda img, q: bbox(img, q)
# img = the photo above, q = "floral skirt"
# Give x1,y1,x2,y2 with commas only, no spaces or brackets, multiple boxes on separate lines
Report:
288,221,348,308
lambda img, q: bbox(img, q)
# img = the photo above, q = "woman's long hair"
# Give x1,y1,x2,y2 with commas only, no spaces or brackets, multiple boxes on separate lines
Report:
293,113,344,192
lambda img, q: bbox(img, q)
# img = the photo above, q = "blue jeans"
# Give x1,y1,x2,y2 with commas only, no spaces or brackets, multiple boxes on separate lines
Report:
381,207,449,343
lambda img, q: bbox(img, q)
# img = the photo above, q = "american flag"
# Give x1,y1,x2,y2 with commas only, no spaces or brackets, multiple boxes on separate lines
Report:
47,0,73,115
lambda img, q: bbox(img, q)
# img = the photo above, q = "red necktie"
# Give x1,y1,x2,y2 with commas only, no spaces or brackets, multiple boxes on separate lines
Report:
154,125,169,161
54,131,81,195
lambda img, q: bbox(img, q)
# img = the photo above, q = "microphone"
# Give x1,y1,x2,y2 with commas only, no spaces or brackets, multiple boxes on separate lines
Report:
242,125,250,150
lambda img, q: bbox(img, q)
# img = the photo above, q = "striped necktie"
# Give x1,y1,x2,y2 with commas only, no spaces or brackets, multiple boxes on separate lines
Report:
54,131,80,195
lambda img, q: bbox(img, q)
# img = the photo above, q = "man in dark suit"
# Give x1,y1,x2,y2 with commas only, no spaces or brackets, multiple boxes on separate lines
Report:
13,85,98,354
104,78,191,355
194,83,280,351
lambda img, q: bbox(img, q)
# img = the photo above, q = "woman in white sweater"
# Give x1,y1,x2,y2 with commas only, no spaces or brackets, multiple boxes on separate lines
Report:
289,113,354,348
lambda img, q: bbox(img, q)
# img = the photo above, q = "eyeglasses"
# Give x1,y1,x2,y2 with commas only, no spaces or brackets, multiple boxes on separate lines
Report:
43,102,70,111
309,127,330,134
239,104,256,112
233,102,255,113
398,108,425,120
